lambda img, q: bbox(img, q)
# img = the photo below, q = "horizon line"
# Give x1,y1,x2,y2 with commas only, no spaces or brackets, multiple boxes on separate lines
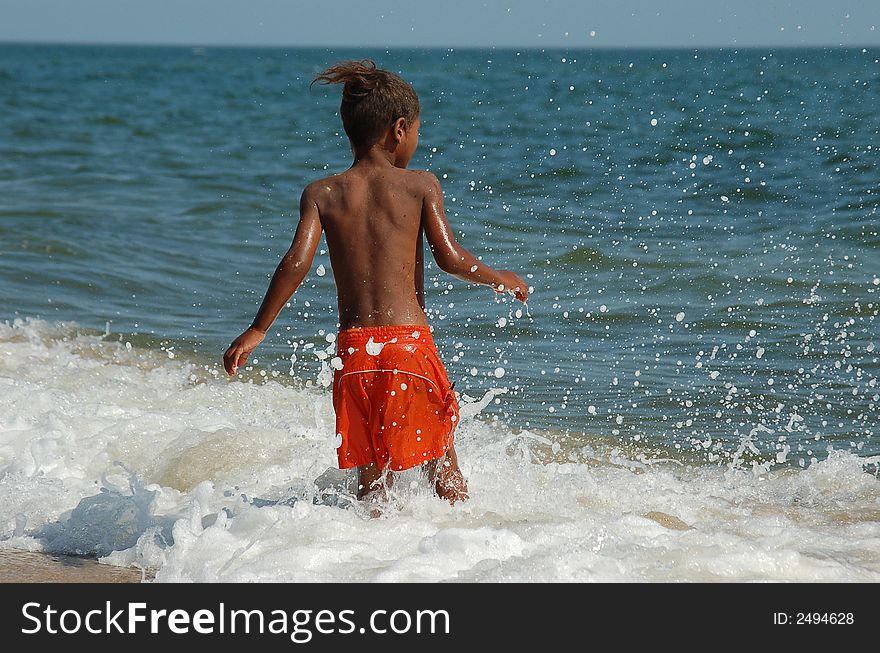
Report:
1,39,878,51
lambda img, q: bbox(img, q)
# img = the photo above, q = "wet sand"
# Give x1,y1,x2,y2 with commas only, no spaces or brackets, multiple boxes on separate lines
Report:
0,549,154,583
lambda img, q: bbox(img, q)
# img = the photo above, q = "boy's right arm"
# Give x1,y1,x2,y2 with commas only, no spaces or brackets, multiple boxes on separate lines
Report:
223,183,323,376
419,171,528,302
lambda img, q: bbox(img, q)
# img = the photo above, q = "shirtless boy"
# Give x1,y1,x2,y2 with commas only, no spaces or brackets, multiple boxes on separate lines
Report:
223,60,528,508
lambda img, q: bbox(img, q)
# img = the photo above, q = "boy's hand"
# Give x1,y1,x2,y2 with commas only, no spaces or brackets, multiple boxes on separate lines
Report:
492,270,529,302
223,327,266,376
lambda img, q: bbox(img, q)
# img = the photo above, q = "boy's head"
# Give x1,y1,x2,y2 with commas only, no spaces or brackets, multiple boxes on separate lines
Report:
312,60,421,163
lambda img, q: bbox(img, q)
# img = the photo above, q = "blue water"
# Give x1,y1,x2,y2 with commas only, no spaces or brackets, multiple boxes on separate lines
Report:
1,44,877,467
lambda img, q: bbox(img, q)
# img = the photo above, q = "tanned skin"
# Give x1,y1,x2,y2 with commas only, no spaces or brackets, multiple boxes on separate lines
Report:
223,113,528,507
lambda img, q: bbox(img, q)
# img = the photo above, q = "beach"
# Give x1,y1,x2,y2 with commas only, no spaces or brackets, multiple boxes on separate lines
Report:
0,549,150,583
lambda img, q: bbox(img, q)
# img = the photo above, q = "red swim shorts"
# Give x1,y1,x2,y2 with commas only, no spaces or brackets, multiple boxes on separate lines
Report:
332,324,460,471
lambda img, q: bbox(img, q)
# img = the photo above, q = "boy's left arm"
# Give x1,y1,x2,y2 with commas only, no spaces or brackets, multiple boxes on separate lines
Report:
223,184,323,376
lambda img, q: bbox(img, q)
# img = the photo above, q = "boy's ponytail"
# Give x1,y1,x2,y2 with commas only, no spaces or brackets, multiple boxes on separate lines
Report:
311,59,385,101
311,59,421,148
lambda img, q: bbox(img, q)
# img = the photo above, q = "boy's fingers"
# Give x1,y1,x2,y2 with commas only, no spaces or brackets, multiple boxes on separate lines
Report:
224,350,238,375
224,341,246,372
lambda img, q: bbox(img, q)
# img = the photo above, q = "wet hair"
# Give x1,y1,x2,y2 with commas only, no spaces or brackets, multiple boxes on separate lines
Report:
311,59,420,148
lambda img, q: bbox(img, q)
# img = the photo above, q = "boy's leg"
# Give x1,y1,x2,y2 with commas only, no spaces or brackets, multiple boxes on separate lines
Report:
425,444,469,504
357,463,394,516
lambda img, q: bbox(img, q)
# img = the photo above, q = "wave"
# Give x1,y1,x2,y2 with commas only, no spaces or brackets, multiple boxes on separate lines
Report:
536,245,616,270
1,317,878,582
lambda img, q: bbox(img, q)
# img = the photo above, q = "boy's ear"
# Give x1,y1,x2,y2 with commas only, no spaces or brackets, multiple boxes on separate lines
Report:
392,116,407,142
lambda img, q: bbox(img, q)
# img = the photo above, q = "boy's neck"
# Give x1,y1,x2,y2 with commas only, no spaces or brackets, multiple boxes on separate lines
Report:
351,145,396,168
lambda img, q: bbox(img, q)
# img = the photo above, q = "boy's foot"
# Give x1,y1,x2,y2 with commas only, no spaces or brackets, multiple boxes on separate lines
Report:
434,467,469,504
360,492,385,519
357,462,392,517
426,448,469,505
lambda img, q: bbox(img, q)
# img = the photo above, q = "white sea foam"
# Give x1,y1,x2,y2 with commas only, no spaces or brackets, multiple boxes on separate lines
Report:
1,318,878,582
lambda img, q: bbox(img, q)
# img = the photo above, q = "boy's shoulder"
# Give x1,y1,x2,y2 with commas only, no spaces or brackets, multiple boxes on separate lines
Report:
305,168,440,199
302,173,342,196
399,169,443,200
298,173,343,208
405,168,440,185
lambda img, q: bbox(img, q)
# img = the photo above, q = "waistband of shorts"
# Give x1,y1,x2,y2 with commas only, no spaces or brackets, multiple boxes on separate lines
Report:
336,324,435,347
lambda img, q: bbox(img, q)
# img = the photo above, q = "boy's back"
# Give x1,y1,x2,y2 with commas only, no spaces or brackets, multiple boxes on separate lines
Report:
308,165,429,330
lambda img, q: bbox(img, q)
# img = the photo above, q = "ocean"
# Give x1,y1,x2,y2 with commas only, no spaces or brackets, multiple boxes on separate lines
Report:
0,44,877,581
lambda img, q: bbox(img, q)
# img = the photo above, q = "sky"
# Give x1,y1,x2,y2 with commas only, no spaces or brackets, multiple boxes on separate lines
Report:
0,0,878,48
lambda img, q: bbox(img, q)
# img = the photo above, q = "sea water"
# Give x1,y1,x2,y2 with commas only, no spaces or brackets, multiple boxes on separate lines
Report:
0,45,878,581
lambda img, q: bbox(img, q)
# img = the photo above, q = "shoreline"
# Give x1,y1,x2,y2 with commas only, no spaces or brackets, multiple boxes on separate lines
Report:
0,549,153,583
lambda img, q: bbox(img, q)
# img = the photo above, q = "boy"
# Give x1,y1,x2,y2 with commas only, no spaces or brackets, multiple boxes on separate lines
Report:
223,60,528,508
